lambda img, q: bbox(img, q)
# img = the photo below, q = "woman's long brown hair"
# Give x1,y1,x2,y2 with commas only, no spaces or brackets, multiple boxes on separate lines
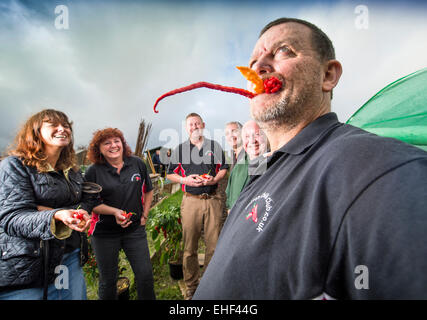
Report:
8,109,77,172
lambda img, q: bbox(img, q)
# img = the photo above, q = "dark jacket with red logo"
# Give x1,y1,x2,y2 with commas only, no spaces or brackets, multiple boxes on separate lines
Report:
84,155,153,237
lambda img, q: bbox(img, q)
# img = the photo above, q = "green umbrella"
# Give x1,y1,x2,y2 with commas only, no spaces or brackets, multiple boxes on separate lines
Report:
346,67,427,152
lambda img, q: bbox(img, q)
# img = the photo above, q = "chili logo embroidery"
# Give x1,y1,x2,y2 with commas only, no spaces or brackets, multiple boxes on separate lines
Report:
244,192,274,232
131,173,141,182
246,204,258,223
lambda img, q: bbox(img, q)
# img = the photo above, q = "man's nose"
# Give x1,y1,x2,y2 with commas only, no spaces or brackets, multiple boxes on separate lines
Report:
252,55,273,75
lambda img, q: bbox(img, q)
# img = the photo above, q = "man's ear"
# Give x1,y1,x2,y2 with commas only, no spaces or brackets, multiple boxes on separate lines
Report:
322,60,343,93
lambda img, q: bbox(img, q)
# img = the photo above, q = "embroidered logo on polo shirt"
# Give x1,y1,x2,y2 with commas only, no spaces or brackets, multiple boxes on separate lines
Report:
131,173,141,182
244,192,274,232
246,204,258,223
205,150,214,157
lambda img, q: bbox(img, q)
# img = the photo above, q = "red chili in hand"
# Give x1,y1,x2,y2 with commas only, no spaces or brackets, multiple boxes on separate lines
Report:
73,211,85,228
122,211,135,219
153,82,255,113
73,212,84,220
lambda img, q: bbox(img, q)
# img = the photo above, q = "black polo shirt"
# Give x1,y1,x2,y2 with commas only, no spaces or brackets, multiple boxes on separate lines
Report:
194,112,427,299
84,155,153,237
167,138,229,195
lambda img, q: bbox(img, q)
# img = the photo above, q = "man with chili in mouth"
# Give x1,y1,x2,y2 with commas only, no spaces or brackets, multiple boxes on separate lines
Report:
194,18,427,300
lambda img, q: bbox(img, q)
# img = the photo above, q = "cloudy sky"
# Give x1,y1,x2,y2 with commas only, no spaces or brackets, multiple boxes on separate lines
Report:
1,0,426,155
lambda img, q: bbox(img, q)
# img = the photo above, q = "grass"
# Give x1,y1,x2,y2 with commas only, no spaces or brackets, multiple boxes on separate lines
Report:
154,189,184,212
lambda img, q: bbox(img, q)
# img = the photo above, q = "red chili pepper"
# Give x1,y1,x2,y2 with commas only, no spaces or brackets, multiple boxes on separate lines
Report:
177,218,181,225
153,82,256,113
263,77,282,94
153,74,283,113
73,211,85,228
122,211,135,219
73,212,84,220
199,169,212,179
161,226,167,239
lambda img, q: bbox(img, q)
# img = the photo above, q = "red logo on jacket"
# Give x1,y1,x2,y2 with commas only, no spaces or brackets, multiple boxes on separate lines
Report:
246,204,258,223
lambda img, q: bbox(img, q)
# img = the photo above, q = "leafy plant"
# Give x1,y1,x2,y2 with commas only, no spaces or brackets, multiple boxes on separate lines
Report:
83,236,99,282
147,204,183,265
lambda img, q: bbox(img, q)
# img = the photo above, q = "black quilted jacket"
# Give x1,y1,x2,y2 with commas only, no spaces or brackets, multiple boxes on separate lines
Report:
0,156,97,290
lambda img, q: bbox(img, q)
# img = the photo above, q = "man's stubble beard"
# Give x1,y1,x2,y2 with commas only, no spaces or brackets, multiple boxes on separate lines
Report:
251,75,320,130
190,129,204,142
251,92,307,131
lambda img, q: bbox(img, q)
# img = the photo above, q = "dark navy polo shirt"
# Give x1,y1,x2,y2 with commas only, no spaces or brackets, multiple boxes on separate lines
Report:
167,138,229,195
194,112,427,299
84,155,153,237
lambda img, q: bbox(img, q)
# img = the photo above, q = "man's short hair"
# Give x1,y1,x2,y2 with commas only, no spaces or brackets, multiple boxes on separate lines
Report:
259,17,335,62
186,112,203,122
225,121,243,129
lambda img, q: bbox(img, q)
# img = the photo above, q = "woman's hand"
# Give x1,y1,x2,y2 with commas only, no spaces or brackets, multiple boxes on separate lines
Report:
54,209,91,232
140,215,148,226
114,209,133,228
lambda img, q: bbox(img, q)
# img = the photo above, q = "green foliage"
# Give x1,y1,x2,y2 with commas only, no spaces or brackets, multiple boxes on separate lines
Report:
83,236,98,282
147,203,183,265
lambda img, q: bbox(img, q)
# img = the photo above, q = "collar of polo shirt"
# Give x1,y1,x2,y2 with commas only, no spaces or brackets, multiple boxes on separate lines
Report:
273,113,341,156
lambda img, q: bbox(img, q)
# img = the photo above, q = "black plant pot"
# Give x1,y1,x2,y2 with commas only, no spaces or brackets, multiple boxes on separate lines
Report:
117,277,130,300
169,263,183,280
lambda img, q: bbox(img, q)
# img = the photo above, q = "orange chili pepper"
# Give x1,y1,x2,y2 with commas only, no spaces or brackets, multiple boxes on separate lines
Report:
199,169,212,179
236,66,265,94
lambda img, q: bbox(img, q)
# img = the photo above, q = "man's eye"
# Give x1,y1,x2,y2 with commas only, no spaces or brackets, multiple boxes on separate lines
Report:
276,45,294,56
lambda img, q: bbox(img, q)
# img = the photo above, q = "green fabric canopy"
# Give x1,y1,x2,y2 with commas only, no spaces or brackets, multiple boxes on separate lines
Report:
346,67,427,152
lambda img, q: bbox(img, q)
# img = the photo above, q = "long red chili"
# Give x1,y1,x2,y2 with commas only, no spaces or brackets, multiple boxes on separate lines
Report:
153,82,256,113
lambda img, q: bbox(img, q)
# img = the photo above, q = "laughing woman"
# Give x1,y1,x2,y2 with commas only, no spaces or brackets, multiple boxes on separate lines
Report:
0,109,98,300
85,128,155,300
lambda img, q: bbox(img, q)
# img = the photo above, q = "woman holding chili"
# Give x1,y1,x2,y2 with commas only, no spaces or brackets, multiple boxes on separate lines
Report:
85,128,155,300
0,109,96,300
